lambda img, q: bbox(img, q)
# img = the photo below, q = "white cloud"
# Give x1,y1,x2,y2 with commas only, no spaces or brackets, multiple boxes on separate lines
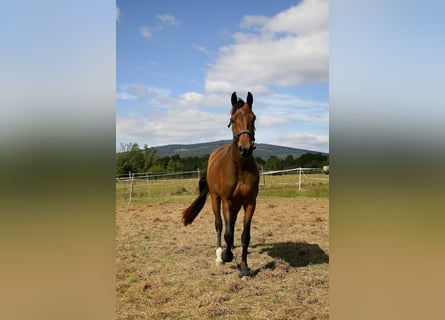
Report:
118,84,231,109
239,15,270,30
256,94,329,123
264,0,328,36
116,92,137,100
141,26,153,39
116,83,328,151
277,132,329,152
177,92,204,106
158,14,180,26
257,116,293,127
194,45,213,56
116,1,329,151
116,108,230,146
120,84,170,99
174,92,229,108
204,0,328,94
139,14,179,40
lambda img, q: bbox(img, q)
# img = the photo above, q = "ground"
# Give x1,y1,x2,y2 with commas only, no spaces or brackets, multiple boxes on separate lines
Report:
116,198,329,320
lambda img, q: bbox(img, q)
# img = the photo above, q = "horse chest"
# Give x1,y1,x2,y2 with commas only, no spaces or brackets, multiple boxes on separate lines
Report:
232,174,258,199
233,181,247,198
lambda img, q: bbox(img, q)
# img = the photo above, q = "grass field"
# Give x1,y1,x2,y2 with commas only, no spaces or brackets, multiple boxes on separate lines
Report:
116,172,329,204
116,174,329,319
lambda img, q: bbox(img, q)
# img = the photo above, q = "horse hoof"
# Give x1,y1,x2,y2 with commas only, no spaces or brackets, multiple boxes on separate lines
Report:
238,266,253,278
222,249,233,262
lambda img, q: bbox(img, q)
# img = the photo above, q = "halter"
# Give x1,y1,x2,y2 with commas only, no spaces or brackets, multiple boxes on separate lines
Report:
227,120,256,155
233,129,255,141
227,120,255,141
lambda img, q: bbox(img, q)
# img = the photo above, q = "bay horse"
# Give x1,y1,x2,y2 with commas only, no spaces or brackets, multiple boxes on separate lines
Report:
182,91,259,277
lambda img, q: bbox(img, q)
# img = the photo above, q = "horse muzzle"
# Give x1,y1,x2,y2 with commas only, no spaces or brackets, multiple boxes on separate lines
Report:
238,143,256,158
234,129,255,158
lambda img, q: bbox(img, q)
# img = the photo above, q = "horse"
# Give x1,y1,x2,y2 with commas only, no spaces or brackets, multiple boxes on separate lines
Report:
182,91,259,277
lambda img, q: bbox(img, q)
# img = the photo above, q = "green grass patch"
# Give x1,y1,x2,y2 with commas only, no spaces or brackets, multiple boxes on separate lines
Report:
259,173,329,199
116,173,329,204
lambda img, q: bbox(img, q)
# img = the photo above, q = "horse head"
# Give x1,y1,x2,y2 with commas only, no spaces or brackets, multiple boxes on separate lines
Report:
228,92,256,158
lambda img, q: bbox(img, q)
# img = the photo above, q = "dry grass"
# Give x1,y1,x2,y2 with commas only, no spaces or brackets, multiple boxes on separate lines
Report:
116,198,329,319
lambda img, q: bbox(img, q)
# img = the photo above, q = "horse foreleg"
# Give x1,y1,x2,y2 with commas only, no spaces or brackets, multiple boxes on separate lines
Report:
239,203,255,277
221,200,234,263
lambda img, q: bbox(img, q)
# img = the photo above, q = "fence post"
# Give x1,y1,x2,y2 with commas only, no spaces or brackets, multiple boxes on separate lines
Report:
145,172,150,197
128,171,134,204
298,167,302,191
197,168,200,179
261,166,266,187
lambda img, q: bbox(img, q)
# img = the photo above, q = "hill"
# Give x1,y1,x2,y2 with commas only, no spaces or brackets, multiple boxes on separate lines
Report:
154,140,326,160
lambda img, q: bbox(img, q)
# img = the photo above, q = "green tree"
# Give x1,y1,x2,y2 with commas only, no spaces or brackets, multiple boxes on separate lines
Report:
255,157,266,166
283,155,296,169
143,144,159,172
116,152,131,175
128,143,143,172
167,158,184,172
296,153,328,168
116,142,143,175
265,155,281,171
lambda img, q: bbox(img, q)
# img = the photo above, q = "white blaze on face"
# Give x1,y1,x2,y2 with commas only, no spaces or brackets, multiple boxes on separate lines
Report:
215,247,223,265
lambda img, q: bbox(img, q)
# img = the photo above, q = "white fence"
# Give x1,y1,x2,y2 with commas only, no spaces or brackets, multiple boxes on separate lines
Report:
116,168,328,204
261,167,328,191
116,170,201,204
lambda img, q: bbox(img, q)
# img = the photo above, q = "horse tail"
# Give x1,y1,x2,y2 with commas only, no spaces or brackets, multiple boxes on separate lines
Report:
182,176,209,226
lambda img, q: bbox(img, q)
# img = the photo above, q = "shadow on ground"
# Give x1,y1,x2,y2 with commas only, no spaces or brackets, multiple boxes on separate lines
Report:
254,241,329,268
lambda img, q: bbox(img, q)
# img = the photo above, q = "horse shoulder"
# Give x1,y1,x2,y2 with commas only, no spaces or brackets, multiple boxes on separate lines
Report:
208,145,235,196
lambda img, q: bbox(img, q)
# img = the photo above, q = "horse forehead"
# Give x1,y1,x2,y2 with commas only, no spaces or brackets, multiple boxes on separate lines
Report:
234,105,254,118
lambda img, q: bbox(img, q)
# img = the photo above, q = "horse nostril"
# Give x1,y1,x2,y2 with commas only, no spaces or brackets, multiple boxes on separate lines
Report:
238,146,251,158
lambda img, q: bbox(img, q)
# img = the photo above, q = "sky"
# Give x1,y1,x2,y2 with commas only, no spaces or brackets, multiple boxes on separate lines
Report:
116,0,329,153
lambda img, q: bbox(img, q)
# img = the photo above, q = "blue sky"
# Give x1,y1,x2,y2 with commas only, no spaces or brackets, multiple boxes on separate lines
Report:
116,0,328,153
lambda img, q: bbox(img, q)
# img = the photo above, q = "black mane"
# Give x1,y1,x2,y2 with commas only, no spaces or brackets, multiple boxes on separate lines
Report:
233,98,245,111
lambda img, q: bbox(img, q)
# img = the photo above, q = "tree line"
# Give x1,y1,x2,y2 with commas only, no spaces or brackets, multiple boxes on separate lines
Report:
116,143,329,176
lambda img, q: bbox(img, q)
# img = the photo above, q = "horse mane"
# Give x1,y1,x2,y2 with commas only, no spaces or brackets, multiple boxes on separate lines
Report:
232,98,245,112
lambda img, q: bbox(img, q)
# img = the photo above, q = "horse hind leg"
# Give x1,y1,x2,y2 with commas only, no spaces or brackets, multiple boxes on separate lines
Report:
230,210,239,249
211,195,224,265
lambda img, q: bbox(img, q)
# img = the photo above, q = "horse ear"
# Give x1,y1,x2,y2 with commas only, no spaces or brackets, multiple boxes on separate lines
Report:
231,92,237,106
247,92,253,108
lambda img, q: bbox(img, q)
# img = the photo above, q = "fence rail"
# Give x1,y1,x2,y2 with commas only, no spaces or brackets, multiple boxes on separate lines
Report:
116,168,328,203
